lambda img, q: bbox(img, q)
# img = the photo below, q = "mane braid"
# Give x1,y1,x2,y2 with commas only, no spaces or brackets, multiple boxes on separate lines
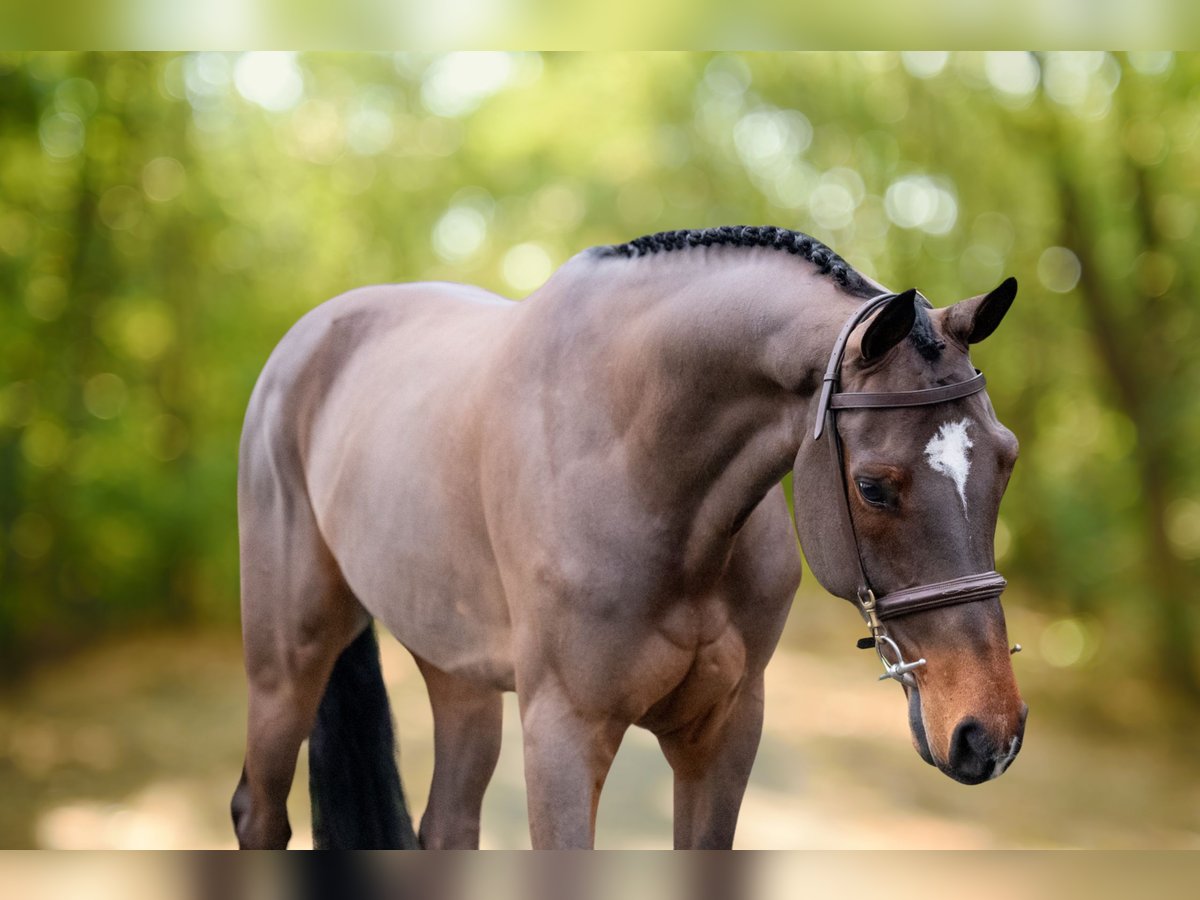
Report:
591,225,875,298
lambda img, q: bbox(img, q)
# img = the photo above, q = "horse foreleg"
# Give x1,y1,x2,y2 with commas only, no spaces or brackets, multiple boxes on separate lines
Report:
414,655,503,849
517,681,626,849
657,673,765,849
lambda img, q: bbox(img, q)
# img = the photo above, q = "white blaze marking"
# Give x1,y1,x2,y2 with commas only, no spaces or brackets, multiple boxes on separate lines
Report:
924,418,974,515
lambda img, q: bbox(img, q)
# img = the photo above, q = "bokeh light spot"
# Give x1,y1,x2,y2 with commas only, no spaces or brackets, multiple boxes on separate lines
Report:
1040,618,1087,668
421,52,516,118
1042,52,1120,120
1134,251,1176,298
289,99,344,164
346,98,396,156
502,243,553,294
98,185,144,231
704,55,752,97
118,304,175,362
233,52,304,112
984,52,1040,105
1037,246,1082,293
21,419,68,469
533,183,585,233
142,157,186,203
901,52,950,80
1123,118,1168,167
39,111,85,159
884,175,957,235
432,206,488,262
771,161,820,210
959,244,1005,291
734,108,812,173
54,77,99,120
809,181,856,231
182,52,233,110
83,373,128,420
1126,51,1173,77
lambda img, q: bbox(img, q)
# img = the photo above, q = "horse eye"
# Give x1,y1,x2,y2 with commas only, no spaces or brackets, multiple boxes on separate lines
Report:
856,479,887,506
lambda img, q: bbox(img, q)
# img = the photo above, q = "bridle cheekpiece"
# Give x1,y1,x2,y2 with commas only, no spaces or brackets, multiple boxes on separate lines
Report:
815,292,1010,686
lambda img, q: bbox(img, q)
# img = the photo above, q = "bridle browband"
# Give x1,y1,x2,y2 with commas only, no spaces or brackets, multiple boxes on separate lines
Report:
815,292,1010,685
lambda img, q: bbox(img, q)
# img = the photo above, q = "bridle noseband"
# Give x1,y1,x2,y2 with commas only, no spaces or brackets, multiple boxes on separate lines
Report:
815,292,1010,686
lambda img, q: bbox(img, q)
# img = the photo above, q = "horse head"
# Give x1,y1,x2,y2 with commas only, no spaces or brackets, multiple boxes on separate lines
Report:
793,279,1026,784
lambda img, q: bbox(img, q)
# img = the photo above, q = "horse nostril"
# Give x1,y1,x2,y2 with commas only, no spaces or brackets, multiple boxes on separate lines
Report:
947,718,997,785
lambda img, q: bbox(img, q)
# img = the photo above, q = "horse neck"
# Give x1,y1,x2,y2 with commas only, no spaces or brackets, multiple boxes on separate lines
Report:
530,249,859,538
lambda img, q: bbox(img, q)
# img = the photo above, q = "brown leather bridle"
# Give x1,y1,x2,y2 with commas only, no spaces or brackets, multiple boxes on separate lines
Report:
814,292,1010,685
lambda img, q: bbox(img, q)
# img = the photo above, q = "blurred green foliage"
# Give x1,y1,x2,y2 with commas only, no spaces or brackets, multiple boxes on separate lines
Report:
3,0,1199,50
1,52,1198,696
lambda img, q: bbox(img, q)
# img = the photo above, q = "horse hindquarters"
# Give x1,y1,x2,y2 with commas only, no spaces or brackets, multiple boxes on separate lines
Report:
233,405,417,849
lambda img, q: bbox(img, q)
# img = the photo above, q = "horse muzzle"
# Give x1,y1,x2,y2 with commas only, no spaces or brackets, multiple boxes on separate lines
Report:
907,687,1027,784
943,705,1028,785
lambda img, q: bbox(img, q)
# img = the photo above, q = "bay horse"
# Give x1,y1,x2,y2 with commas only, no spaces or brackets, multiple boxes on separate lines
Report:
231,226,1026,849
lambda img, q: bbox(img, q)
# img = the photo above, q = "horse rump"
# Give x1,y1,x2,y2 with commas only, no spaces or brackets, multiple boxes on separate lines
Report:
308,624,418,849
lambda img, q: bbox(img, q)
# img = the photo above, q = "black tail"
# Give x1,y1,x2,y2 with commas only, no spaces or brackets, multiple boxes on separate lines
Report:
308,624,418,849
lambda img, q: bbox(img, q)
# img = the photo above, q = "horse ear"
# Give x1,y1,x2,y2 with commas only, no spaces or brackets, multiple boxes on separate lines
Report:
860,289,918,361
946,277,1017,345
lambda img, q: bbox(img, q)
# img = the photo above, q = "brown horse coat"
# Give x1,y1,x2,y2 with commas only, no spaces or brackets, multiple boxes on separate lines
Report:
232,229,1023,849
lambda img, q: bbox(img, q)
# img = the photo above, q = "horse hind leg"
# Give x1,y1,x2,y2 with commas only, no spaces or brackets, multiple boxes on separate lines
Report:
414,655,503,849
232,477,367,849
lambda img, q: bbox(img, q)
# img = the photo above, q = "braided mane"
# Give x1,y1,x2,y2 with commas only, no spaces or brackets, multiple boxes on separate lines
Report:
591,225,875,298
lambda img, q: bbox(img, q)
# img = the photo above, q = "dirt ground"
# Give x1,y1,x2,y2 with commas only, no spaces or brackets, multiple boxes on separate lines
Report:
1,593,1197,849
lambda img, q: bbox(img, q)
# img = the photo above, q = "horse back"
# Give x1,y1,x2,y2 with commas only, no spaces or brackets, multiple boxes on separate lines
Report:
239,282,520,686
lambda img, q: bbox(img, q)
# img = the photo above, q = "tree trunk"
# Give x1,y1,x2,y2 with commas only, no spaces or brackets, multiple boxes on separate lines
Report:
1054,144,1199,698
